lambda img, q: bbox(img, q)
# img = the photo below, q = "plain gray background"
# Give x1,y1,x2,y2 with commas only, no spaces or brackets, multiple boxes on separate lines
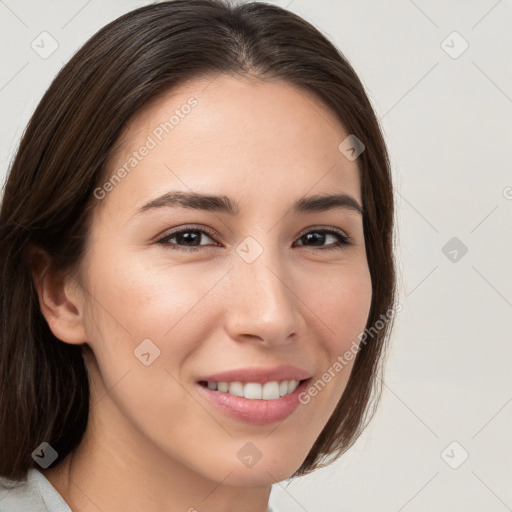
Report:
1,1,511,510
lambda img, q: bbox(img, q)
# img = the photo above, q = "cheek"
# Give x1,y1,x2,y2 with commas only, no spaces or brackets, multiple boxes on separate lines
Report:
80,249,230,406
295,262,372,405
80,251,217,449
303,261,373,347
86,250,223,341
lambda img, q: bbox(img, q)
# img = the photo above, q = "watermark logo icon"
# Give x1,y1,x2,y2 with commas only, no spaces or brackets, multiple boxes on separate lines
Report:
338,134,365,161
441,441,469,469
441,31,469,59
31,32,59,59
442,236,468,263
237,442,262,468
32,442,58,468
236,236,264,264
134,338,161,366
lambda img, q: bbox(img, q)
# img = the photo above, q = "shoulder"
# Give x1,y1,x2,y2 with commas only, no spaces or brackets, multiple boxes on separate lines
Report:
0,468,71,512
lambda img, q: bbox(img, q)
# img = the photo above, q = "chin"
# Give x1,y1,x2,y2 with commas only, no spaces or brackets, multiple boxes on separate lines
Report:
225,449,306,486
219,464,298,487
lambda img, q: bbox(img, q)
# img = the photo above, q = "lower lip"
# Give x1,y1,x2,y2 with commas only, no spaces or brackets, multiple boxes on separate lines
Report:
196,379,311,425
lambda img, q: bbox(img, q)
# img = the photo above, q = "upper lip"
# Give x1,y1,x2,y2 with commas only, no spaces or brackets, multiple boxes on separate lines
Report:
197,365,312,384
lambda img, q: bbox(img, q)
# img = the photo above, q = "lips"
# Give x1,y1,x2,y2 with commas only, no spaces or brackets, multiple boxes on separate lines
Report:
195,365,313,425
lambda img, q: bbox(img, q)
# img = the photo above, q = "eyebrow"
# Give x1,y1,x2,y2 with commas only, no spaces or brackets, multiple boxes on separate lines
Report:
136,191,364,216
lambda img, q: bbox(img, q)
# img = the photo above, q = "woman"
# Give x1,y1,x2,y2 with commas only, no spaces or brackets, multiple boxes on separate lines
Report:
0,1,397,510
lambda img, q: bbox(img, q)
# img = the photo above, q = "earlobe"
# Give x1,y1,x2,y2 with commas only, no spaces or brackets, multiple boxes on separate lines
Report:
28,246,87,345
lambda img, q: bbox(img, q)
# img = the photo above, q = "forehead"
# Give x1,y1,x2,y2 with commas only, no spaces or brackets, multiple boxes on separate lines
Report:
100,74,362,213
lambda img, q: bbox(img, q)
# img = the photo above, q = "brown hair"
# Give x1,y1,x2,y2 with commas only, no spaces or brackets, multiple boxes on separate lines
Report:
0,0,396,481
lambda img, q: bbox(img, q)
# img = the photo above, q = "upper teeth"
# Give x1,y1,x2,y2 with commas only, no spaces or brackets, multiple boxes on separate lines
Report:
206,380,300,400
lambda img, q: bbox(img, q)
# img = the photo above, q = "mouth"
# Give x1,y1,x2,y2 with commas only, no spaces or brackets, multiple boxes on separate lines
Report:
196,376,313,426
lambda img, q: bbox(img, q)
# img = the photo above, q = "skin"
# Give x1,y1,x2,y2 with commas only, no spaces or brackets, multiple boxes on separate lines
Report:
33,73,372,512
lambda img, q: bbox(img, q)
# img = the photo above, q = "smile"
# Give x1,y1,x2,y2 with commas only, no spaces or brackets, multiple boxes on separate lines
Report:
196,377,312,425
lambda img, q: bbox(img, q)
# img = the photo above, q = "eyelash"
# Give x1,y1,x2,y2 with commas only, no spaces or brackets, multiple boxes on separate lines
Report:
157,225,353,252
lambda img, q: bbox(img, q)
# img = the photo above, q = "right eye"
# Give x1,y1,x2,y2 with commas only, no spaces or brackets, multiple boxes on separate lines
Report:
157,226,220,252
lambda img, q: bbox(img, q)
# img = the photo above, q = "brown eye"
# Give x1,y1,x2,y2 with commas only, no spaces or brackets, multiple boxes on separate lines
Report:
157,227,219,251
294,229,352,250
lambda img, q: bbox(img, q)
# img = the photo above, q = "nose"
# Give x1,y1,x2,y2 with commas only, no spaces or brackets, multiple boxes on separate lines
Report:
223,250,301,347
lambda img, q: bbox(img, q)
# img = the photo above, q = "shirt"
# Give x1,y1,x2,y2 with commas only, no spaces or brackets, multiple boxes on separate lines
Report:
0,468,279,511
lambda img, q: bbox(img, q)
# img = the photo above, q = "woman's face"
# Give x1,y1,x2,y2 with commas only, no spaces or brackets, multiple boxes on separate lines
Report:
77,74,372,485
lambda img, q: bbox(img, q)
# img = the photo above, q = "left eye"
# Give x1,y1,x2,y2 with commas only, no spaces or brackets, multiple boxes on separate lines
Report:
294,229,352,250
